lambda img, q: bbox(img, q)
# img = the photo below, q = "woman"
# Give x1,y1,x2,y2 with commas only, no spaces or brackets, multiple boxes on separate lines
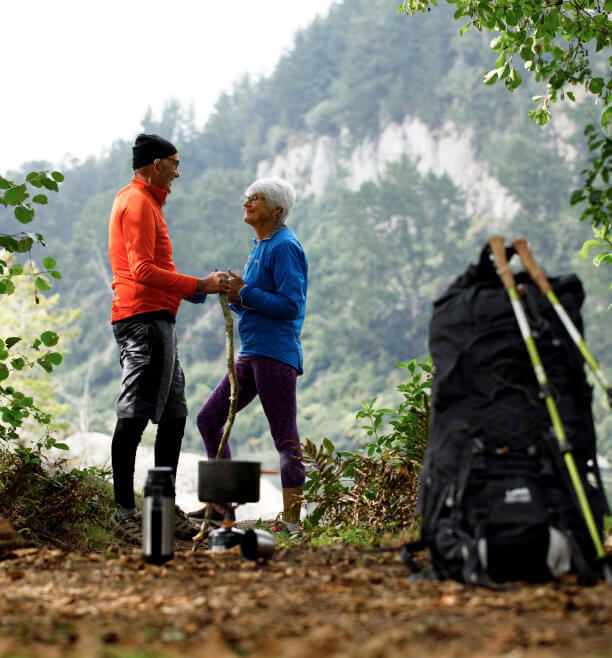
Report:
191,177,308,525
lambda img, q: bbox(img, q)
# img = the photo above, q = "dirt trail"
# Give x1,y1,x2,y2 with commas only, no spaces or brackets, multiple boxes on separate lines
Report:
1,538,612,658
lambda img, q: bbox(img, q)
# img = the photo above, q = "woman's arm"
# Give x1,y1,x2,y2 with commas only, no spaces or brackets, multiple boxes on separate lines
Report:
237,242,307,320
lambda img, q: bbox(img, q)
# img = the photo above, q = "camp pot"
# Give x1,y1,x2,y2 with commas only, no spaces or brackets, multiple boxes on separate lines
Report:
198,459,261,504
241,529,275,561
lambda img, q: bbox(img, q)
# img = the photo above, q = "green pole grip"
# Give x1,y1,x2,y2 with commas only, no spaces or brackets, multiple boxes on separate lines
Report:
563,453,606,559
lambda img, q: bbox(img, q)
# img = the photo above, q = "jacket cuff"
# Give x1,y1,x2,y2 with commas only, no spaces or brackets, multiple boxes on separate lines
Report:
237,284,248,306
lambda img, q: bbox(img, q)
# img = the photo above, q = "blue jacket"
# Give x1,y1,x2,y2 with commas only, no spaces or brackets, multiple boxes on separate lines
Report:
230,226,308,374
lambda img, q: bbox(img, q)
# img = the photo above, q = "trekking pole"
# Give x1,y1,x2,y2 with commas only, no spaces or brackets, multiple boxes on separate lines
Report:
488,235,606,562
512,237,612,408
192,292,239,549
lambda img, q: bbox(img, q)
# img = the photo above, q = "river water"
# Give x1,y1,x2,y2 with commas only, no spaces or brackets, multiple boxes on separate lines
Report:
46,432,284,521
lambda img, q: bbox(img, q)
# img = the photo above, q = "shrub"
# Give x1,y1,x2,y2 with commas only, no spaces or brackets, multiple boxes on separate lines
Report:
301,358,432,539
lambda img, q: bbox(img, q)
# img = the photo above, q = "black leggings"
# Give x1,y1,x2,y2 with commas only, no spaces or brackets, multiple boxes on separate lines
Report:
111,416,186,509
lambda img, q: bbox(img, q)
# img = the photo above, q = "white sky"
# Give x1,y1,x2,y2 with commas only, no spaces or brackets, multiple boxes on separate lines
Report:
1,0,336,174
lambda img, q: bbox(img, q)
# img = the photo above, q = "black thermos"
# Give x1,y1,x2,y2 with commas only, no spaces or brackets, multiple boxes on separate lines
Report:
142,467,175,565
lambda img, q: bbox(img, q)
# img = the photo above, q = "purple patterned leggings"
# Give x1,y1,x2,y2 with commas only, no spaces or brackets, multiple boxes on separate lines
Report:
196,357,305,488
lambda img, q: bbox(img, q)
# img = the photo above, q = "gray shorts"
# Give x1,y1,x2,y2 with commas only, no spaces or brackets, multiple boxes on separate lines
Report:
112,317,188,423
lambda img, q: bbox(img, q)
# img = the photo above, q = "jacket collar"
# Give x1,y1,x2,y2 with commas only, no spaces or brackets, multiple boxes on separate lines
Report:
131,178,168,207
252,224,287,245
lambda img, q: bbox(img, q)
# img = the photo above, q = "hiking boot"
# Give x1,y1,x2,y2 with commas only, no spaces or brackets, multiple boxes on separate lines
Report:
109,510,142,545
174,505,199,540
187,504,235,522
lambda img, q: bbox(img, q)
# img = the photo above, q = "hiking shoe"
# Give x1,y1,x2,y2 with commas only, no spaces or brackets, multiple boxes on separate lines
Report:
174,505,199,540
187,504,235,522
109,510,142,545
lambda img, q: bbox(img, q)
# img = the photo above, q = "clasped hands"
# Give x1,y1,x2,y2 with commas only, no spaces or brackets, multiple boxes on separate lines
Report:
193,269,245,302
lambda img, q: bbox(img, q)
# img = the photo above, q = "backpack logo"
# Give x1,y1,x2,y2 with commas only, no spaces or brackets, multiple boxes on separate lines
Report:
504,487,532,504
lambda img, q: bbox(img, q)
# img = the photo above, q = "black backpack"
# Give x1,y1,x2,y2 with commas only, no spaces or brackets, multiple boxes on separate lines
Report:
403,247,610,585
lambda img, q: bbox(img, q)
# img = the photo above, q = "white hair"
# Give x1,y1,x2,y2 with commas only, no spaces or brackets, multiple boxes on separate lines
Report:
246,177,296,225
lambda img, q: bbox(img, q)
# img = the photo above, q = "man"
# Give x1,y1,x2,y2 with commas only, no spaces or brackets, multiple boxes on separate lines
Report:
108,133,230,543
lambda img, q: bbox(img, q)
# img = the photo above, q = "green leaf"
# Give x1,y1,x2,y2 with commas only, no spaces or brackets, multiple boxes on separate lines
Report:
498,63,510,80
40,331,59,347
5,337,22,349
0,236,18,252
43,257,57,269
0,363,8,382
549,72,565,90
49,270,62,280
508,68,522,90
589,189,602,205
15,236,34,253
41,178,59,192
32,194,48,205
47,352,63,366
580,239,606,259
479,4,496,28
35,276,52,291
528,107,551,125
14,205,35,224
11,358,26,370
589,78,604,95
570,190,585,205
602,106,612,129
483,69,498,85
8,263,23,275
4,185,28,205
37,357,53,373
51,171,65,182
505,8,519,26
0,176,11,190
593,252,612,266
490,35,503,50
605,0,612,12
322,437,335,454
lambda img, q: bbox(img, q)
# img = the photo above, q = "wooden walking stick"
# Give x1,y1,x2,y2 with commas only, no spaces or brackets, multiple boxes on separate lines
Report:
488,236,606,564
512,237,612,407
192,293,239,548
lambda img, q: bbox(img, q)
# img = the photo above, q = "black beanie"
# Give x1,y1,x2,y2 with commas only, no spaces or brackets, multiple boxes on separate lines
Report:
132,133,177,169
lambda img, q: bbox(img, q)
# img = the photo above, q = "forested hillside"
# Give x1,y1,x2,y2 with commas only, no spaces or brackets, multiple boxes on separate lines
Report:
5,0,611,459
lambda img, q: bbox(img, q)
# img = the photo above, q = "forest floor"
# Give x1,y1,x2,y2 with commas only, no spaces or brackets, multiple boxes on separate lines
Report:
1,525,612,658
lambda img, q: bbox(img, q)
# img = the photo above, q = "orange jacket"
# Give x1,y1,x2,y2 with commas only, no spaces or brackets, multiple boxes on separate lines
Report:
108,178,197,322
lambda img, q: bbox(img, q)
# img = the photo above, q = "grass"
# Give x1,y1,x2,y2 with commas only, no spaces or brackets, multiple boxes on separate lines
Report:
1,440,609,557
0,447,117,552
